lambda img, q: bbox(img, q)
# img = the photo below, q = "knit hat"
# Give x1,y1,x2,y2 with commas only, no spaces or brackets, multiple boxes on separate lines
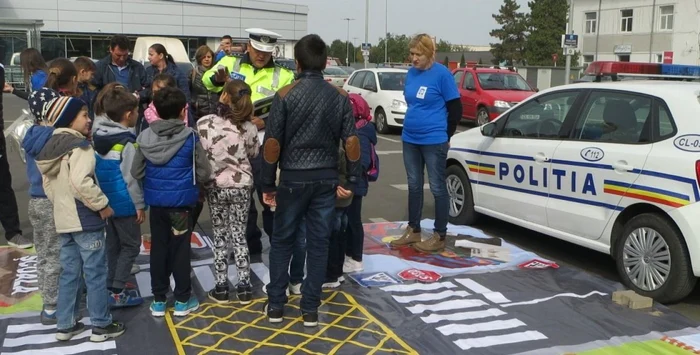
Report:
28,88,59,123
45,96,87,128
349,93,372,122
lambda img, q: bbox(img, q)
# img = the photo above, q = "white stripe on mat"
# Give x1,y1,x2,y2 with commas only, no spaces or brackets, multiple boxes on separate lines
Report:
250,262,270,285
437,319,526,336
407,299,487,314
500,291,607,308
6,318,92,333
454,331,547,350
4,330,92,347
455,278,511,304
135,271,152,298
369,218,389,223
2,341,116,355
194,265,216,292
392,290,471,304
421,308,507,324
381,281,457,293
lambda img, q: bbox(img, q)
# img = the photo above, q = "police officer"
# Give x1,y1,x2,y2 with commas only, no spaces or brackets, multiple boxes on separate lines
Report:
203,28,295,255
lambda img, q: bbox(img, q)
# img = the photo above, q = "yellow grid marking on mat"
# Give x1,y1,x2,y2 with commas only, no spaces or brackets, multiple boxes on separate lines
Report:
166,290,418,355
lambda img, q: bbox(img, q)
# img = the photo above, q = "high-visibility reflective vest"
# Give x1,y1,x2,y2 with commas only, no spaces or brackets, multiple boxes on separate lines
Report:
202,56,295,102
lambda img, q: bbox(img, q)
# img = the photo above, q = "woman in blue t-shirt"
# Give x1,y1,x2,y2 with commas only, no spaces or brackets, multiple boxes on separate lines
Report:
390,34,462,253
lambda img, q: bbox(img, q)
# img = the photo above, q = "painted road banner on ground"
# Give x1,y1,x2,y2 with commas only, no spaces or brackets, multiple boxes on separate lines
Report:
518,259,560,270
2,220,700,354
350,272,402,288
0,247,42,314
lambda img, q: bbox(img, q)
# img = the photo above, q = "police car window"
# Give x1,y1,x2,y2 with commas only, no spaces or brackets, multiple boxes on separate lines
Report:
453,71,464,87
575,91,652,144
658,102,675,138
501,91,579,139
349,71,367,88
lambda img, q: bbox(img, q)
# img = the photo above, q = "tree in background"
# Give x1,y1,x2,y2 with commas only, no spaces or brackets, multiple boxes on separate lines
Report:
436,39,453,53
370,33,411,63
525,0,578,66
459,53,466,68
443,56,450,67
327,39,356,65
489,0,528,65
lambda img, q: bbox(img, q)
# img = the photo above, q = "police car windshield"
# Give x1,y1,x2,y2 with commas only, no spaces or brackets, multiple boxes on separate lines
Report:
378,72,406,91
477,73,532,91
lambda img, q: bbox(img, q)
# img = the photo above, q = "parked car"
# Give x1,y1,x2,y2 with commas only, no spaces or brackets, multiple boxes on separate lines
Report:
343,68,407,134
338,66,356,75
323,66,349,87
452,65,537,126
275,58,296,71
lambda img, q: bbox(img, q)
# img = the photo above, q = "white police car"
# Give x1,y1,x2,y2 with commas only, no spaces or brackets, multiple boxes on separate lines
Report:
446,64,700,303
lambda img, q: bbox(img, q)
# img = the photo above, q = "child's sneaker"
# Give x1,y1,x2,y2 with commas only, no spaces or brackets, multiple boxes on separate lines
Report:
208,286,229,304
90,321,126,342
173,297,200,317
322,278,341,289
56,321,86,341
264,302,284,324
130,264,141,275
236,283,253,304
288,283,302,295
150,301,167,317
109,290,144,308
302,311,319,327
40,308,57,325
342,258,364,273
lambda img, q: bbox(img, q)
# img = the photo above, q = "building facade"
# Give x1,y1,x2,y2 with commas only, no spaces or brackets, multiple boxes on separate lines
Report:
572,0,699,66
0,0,308,64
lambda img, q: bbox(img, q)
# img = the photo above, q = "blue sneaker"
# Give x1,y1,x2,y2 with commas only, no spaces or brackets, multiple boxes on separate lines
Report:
173,297,199,317
40,308,57,325
109,290,144,308
150,301,167,317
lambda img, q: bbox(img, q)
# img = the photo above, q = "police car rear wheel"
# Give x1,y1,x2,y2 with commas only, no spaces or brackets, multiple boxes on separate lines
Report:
375,108,390,134
446,165,478,225
477,108,490,126
615,213,696,303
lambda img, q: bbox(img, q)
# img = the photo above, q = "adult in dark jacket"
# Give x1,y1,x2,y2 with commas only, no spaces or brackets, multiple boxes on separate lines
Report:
188,45,216,120
261,34,361,327
146,43,191,102
0,63,26,248
92,35,149,104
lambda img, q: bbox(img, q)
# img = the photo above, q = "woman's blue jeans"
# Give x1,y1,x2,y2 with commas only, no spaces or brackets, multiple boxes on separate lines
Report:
402,141,450,235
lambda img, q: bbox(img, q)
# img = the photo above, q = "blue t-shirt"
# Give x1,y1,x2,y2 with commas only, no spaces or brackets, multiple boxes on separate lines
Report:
402,63,460,145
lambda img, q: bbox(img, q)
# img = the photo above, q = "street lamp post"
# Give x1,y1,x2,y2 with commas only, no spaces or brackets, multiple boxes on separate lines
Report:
385,0,388,64
364,0,369,68
564,0,574,84
343,17,355,66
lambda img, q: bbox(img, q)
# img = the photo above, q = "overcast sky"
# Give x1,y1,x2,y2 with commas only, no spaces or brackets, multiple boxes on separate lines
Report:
273,0,530,46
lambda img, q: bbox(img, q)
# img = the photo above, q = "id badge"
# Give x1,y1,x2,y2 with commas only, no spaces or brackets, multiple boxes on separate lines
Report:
230,71,246,81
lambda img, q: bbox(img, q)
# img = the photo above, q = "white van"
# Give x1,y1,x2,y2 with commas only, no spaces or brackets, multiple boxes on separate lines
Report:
131,36,194,74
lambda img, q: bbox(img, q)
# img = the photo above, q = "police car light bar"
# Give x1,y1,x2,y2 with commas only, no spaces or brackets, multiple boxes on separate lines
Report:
585,61,700,80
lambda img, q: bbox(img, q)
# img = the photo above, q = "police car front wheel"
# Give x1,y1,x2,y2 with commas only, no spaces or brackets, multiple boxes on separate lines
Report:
615,213,696,303
446,165,478,226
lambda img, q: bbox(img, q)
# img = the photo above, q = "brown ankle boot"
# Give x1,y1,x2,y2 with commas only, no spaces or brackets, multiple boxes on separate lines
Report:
390,228,422,247
413,233,446,253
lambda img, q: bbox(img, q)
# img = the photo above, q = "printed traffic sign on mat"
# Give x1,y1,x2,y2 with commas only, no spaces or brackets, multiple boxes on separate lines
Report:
1,221,700,354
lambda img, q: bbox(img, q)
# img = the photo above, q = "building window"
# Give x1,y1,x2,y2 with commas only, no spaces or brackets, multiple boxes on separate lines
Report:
41,34,66,62
621,9,633,32
660,5,674,31
655,54,663,63
66,37,91,58
585,12,597,34
583,55,594,65
618,55,630,62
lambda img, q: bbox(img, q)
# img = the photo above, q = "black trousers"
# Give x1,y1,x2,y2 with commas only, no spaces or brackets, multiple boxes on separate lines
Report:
344,195,364,262
246,154,272,254
149,206,193,303
0,134,21,241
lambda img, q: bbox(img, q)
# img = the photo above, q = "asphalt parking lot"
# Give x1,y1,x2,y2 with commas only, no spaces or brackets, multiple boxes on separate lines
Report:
3,94,700,320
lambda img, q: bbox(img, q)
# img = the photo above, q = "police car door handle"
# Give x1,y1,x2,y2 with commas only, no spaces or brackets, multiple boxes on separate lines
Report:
534,152,550,163
613,161,634,172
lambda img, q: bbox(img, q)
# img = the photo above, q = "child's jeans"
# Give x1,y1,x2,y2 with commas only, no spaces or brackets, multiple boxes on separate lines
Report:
28,197,60,310
326,207,349,281
149,206,193,303
56,230,112,330
345,195,364,262
106,216,141,290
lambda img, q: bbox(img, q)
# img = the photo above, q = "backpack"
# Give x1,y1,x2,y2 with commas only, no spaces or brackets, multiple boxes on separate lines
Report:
366,142,379,182
348,93,379,181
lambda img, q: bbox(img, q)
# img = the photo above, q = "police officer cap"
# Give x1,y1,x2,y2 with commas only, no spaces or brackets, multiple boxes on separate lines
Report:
245,28,281,53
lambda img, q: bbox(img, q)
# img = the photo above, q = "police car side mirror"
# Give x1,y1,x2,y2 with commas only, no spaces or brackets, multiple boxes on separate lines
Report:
481,122,497,137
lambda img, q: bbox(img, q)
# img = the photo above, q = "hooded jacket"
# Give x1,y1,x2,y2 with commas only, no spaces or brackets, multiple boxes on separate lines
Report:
131,119,211,208
36,128,109,233
356,122,378,197
92,115,144,217
22,125,55,198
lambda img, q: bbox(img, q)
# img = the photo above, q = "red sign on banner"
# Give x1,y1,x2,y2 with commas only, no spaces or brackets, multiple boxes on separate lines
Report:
663,51,673,64
397,269,442,283
518,259,560,270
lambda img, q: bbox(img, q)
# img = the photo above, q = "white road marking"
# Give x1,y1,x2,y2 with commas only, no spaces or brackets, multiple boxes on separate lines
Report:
4,330,92,347
453,331,548,350
421,308,507,324
500,291,607,308
381,281,457,293
2,341,117,355
6,318,92,333
250,262,270,285
369,217,389,223
390,184,430,191
392,290,471,303
377,135,401,143
136,271,152,298
194,266,216,292
376,150,403,155
455,278,511,304
407,299,487,314
437,318,527,336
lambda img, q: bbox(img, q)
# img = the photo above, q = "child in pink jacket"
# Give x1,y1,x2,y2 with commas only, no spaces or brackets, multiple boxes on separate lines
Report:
144,74,193,127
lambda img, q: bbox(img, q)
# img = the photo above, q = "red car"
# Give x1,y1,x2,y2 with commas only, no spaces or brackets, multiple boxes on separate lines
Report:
452,66,537,125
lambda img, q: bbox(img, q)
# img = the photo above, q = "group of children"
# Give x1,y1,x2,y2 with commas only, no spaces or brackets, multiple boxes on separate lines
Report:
20,56,377,342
